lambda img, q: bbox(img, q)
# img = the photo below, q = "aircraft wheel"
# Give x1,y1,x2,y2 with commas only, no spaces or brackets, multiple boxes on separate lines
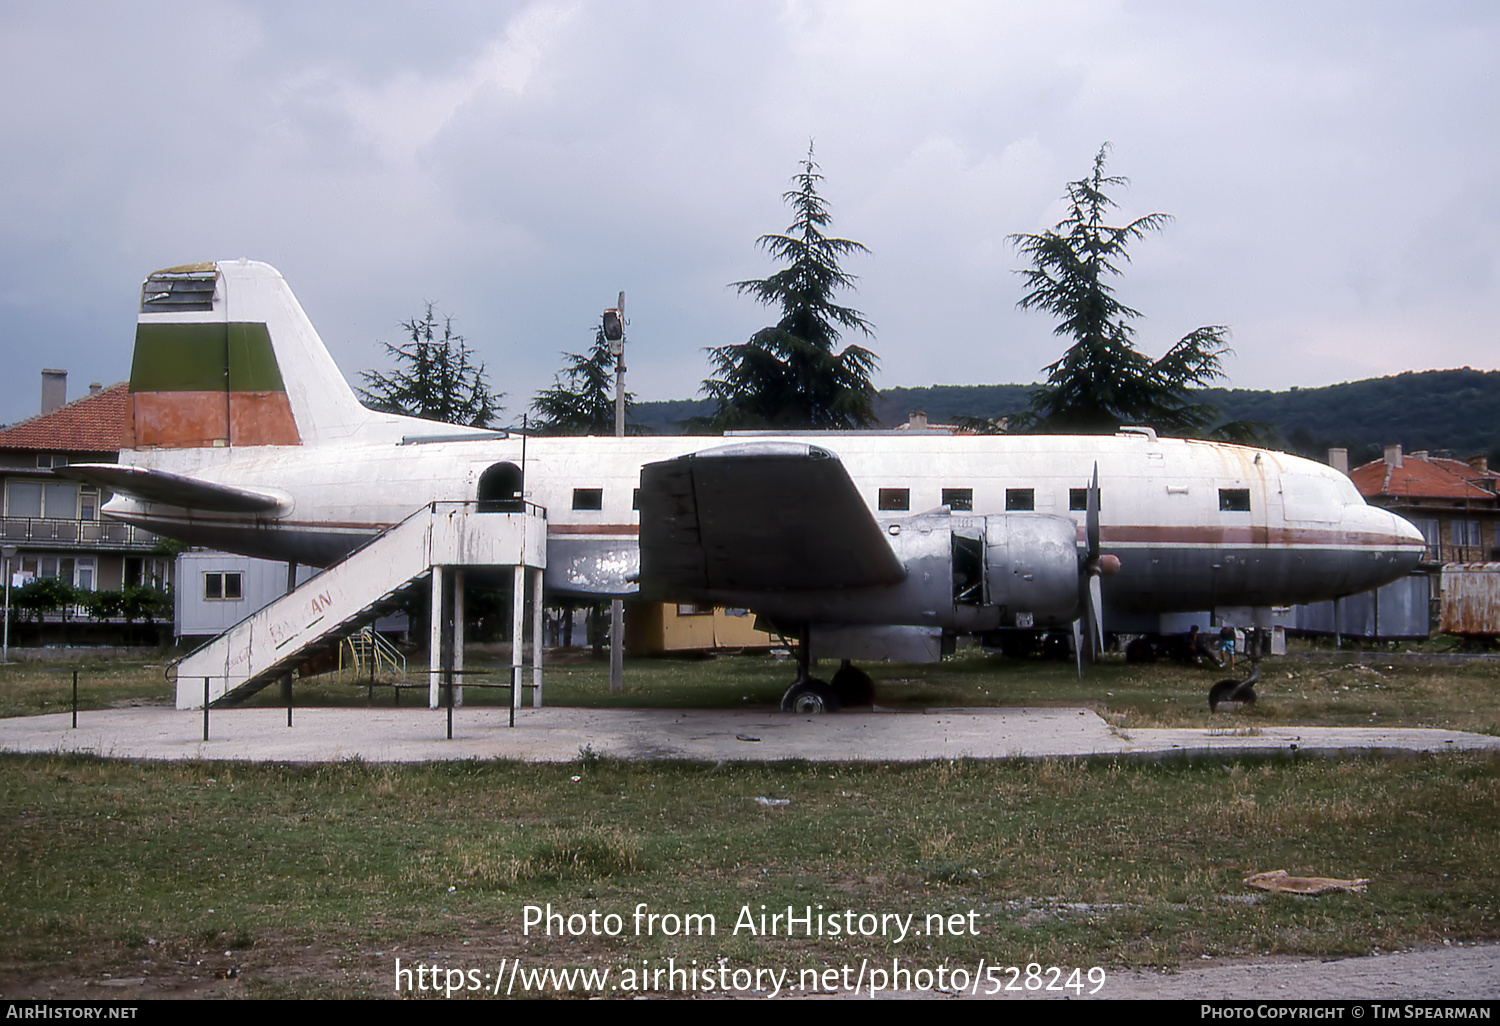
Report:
1208,678,1258,712
1041,632,1071,661
830,662,875,707
782,680,841,714
1125,636,1157,663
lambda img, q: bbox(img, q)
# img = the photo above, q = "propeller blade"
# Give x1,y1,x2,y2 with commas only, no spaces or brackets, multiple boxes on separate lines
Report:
1088,571,1104,657
1071,618,1083,679
1086,463,1100,560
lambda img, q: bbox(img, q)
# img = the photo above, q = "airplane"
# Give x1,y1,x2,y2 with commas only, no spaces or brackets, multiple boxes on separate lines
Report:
64,259,1427,711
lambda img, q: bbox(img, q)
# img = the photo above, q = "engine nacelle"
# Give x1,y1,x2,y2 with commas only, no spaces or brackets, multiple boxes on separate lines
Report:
952,513,1082,629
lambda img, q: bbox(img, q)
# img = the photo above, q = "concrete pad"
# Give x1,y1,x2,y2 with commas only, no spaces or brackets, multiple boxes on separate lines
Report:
0,705,1496,763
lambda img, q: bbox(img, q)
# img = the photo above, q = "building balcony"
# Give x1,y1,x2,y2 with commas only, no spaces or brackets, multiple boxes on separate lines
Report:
0,516,162,551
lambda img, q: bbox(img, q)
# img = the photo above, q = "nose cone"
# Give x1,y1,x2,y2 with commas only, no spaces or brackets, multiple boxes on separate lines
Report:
1341,504,1428,593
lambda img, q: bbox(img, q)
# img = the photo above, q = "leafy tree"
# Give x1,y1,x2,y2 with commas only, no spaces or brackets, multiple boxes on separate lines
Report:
14,577,76,623
1009,144,1229,435
359,304,501,428
699,146,879,430
531,327,635,435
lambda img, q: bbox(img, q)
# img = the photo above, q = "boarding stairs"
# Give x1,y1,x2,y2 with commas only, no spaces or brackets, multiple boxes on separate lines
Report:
173,501,546,709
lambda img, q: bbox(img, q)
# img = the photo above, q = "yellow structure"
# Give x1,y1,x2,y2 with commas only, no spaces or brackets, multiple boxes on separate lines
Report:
626,603,775,654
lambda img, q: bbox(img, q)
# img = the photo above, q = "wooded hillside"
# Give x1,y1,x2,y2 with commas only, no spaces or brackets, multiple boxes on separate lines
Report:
632,368,1500,464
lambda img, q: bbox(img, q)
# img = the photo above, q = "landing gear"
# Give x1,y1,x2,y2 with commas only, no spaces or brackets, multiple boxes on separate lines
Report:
1125,635,1158,663
782,679,841,713
778,627,865,713
1209,657,1261,712
830,660,875,707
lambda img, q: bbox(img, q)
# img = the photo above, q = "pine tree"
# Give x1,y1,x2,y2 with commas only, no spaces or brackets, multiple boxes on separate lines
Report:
700,146,878,430
531,327,633,435
358,304,501,428
1010,144,1229,435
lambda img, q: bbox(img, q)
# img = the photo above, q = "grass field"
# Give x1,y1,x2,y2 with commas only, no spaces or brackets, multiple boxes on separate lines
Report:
1,646,1497,998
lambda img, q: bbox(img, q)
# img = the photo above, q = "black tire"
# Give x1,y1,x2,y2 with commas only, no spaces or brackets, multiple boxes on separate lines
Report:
1209,678,1259,712
782,679,840,714
1041,632,1071,661
830,663,875,707
1125,636,1157,663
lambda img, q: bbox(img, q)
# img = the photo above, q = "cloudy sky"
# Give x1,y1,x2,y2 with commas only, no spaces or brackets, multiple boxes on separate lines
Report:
1,1,1496,426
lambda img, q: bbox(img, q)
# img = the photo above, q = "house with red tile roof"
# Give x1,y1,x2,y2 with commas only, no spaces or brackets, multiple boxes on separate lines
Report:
1,374,174,641
1349,444,1500,562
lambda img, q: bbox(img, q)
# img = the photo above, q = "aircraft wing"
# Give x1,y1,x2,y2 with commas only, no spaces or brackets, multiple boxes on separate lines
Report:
59,464,286,514
638,442,905,594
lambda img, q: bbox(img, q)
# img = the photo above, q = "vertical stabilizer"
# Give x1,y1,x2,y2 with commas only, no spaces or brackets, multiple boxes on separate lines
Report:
125,260,376,449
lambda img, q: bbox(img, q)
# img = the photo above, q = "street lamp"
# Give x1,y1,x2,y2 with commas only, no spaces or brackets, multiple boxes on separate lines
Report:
602,294,625,693
2,545,16,664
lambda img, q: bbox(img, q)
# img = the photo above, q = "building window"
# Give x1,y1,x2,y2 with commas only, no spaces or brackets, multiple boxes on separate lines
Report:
35,454,69,469
4,481,42,518
571,488,604,511
878,488,910,511
1006,488,1035,512
942,488,973,512
3,481,80,519
1412,518,1440,556
204,572,243,601
1219,488,1252,512
1453,520,1481,548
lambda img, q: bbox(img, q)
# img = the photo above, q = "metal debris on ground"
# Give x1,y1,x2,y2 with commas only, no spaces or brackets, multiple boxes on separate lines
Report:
1244,869,1369,895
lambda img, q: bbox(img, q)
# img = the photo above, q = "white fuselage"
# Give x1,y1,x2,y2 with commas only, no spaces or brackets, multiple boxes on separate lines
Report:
104,426,1426,620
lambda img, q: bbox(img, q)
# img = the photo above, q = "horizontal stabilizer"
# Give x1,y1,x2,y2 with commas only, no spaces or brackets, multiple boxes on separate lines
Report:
60,464,285,513
639,442,905,594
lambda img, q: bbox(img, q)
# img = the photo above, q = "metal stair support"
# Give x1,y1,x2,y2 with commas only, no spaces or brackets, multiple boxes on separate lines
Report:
173,501,546,709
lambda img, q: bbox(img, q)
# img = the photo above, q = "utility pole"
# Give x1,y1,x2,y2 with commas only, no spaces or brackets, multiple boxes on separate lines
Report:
603,293,626,694
1,545,15,664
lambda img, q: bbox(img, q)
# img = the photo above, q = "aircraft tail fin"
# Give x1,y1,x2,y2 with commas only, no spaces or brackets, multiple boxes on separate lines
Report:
124,260,412,449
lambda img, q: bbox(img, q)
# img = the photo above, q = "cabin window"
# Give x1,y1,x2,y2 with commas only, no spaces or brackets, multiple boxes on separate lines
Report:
204,572,243,601
878,488,910,511
1005,488,1034,512
1219,488,1252,512
572,488,604,511
1068,487,1105,512
942,488,973,512
676,604,713,617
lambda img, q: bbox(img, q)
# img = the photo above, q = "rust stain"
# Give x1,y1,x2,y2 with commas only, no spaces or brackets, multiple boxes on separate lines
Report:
128,391,229,448
126,391,300,448
229,391,301,446
1440,562,1500,635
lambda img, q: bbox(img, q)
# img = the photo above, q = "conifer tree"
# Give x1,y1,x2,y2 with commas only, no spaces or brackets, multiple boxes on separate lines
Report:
701,146,878,430
1011,144,1228,434
359,304,500,428
531,327,633,435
